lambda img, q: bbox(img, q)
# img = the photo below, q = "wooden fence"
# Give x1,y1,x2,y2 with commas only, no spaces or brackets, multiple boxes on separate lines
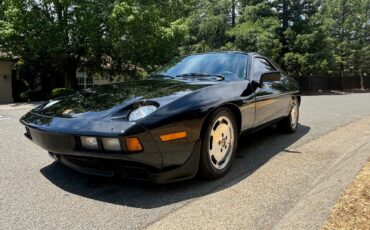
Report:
295,76,370,91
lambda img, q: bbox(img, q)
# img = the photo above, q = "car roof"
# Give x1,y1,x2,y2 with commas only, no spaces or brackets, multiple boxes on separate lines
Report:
188,51,265,58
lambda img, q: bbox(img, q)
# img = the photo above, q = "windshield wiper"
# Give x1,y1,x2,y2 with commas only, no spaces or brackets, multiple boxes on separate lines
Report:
149,73,175,79
176,73,225,81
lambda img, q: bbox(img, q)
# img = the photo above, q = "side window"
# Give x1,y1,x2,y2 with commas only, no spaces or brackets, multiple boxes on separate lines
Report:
252,58,276,81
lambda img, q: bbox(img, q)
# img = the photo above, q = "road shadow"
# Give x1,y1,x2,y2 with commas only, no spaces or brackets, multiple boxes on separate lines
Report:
40,124,310,209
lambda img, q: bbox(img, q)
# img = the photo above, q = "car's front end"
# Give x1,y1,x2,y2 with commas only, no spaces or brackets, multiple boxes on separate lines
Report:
20,80,210,183
22,115,202,183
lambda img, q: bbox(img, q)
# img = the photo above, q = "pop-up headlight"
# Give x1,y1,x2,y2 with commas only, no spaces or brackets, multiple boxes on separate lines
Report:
128,105,158,121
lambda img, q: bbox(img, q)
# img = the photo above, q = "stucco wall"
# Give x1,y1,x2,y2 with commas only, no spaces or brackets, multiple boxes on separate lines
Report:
0,61,13,103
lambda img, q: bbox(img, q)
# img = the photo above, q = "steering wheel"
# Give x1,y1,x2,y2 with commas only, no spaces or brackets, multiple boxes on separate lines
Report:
220,71,238,79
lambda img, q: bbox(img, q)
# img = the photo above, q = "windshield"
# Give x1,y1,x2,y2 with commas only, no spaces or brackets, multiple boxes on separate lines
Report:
155,53,248,80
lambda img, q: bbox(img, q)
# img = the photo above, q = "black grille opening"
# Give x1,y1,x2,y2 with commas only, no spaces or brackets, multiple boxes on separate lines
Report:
59,155,156,181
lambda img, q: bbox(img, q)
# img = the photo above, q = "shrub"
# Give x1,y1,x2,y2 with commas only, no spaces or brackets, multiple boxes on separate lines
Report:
51,88,75,98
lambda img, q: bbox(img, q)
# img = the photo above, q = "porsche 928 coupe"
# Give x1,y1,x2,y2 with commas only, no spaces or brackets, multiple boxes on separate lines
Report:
20,52,300,183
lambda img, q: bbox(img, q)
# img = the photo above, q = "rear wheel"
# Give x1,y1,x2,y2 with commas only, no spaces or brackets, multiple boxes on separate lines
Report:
277,97,299,133
200,108,238,179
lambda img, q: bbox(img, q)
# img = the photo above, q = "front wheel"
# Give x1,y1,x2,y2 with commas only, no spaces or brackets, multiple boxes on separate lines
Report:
200,108,238,180
277,97,300,133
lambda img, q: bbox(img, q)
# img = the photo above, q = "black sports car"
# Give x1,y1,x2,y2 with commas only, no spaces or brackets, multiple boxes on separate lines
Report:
20,52,300,183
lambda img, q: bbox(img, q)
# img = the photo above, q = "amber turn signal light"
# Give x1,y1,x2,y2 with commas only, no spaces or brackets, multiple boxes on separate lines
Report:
125,137,143,152
160,131,187,142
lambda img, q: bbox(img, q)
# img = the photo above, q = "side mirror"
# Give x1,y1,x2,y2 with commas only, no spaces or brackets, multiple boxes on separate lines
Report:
260,71,282,86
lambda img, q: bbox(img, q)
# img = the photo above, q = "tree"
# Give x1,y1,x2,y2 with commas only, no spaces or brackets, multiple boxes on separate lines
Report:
0,0,114,89
182,0,241,53
319,0,370,78
0,0,189,91
229,1,282,59
106,0,188,75
1,0,369,96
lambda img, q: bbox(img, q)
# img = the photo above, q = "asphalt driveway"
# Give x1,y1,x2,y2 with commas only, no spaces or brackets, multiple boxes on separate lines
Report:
1,93,370,229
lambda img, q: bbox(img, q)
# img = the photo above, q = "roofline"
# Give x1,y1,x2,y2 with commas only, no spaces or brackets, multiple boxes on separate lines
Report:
186,51,266,57
190,51,251,55
0,57,15,61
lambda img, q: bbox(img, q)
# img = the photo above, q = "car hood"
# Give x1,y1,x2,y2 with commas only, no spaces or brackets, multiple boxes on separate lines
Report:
30,79,213,119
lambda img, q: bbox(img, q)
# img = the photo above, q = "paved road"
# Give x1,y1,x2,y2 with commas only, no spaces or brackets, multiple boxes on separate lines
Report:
1,93,370,229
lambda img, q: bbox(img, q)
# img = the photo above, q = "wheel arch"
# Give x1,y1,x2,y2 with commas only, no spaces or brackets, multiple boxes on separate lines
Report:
200,103,242,139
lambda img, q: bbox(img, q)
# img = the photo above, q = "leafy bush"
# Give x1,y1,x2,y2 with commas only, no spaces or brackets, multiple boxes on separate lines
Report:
51,88,75,98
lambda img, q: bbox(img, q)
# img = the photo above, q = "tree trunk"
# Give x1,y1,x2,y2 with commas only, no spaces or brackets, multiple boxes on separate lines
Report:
231,0,236,27
64,60,78,89
338,0,347,90
281,0,289,55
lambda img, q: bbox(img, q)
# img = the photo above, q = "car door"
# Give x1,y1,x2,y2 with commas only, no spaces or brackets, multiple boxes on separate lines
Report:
237,54,256,131
251,57,290,127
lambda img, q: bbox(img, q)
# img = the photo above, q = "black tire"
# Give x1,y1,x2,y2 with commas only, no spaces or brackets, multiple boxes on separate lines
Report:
277,97,299,133
199,108,238,180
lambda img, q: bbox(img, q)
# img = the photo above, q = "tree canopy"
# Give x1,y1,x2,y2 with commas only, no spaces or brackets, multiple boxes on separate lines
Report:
0,0,369,93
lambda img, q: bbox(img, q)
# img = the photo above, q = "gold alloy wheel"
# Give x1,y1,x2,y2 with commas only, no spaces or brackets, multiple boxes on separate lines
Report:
290,98,299,129
208,116,234,170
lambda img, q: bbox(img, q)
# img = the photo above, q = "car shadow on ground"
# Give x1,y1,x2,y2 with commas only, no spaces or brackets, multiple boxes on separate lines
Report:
40,124,310,209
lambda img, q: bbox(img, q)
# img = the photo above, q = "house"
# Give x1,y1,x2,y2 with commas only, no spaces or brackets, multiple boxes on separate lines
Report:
0,52,14,103
1,52,128,103
76,70,126,88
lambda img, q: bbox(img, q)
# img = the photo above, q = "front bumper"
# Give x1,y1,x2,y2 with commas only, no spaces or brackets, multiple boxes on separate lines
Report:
22,117,201,183
49,140,200,184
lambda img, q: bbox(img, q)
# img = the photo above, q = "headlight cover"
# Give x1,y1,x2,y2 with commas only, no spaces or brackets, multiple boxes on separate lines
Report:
101,138,121,151
80,136,99,150
128,105,158,121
